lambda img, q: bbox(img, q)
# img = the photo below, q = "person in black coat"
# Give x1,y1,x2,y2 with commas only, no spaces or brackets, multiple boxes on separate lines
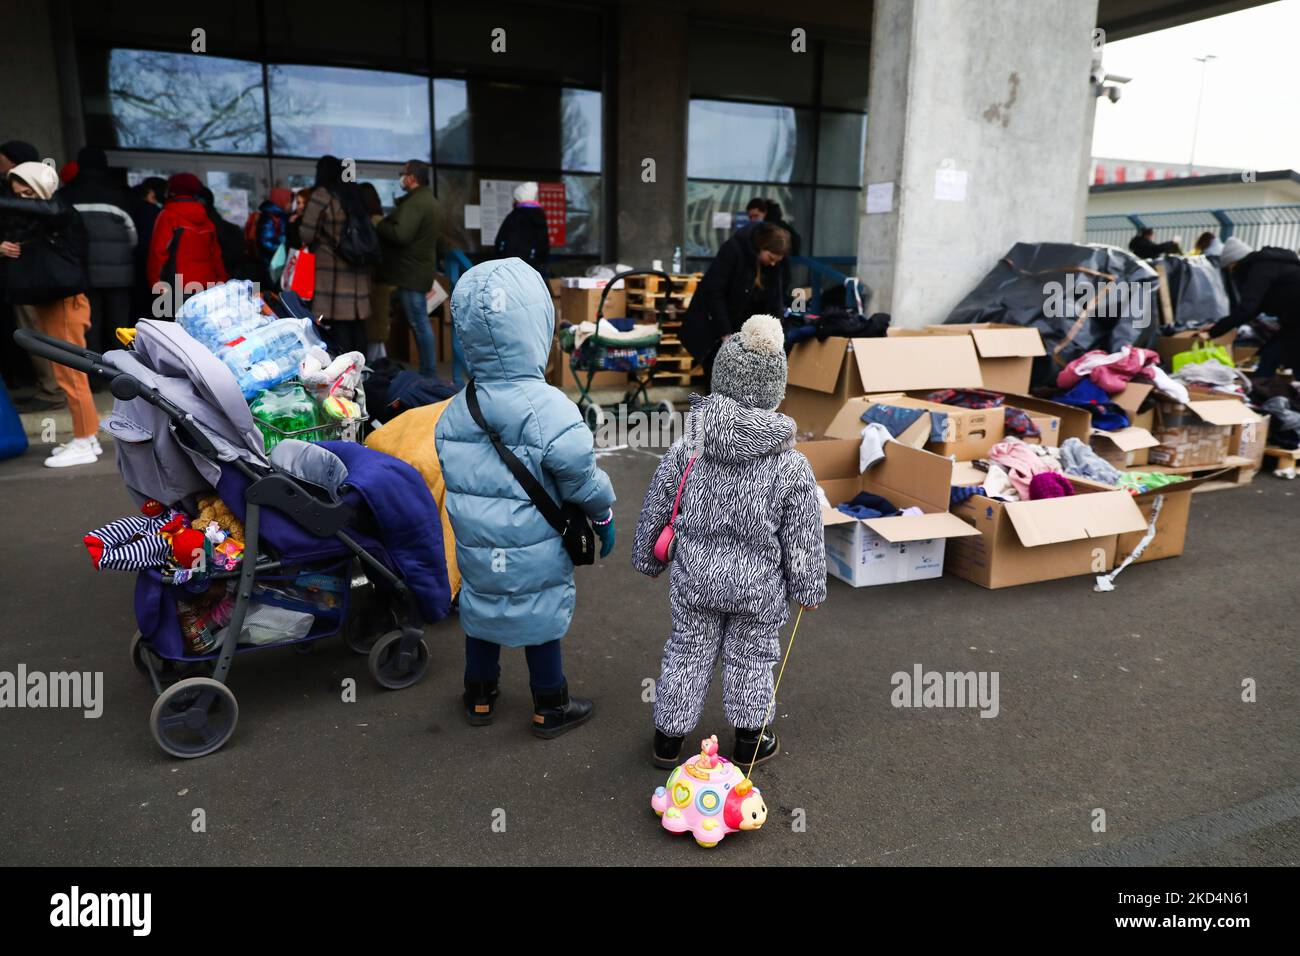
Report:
1128,227,1178,259
493,181,549,275
681,221,791,390
199,186,258,282
57,147,136,351
1205,238,1300,378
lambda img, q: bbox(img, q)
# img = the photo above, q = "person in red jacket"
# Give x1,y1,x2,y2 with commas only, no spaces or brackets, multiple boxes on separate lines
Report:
146,173,226,306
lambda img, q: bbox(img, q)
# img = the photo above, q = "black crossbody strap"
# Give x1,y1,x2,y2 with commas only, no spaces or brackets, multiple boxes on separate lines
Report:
465,380,568,536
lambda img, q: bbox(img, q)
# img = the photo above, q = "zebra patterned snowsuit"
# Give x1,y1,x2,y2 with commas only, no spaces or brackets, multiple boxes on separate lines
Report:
632,393,827,736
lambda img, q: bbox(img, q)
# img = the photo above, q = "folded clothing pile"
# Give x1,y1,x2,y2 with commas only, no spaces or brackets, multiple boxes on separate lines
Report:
835,491,923,520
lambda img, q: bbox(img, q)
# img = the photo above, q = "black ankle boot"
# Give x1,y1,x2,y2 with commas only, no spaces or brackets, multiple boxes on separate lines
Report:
463,680,500,726
652,730,686,769
732,727,779,767
531,681,593,738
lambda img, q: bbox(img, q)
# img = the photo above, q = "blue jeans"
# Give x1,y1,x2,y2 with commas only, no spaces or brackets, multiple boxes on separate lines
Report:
464,635,564,692
397,287,437,377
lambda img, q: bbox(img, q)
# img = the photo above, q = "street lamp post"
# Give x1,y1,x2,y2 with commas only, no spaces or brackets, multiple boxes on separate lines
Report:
1188,53,1217,176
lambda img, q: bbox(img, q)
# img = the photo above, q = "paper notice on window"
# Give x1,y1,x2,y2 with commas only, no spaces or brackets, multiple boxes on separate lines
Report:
711,211,733,229
865,181,893,214
934,168,968,202
479,180,522,245
463,204,482,230
211,187,249,226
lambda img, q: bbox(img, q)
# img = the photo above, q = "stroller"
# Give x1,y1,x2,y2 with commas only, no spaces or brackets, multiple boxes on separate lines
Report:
559,269,679,431
15,322,451,759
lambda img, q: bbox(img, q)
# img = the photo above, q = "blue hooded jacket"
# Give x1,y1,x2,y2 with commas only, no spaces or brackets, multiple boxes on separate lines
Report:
434,258,615,646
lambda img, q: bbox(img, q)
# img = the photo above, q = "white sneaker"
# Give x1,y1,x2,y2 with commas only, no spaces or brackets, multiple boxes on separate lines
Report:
44,437,100,468
48,435,102,458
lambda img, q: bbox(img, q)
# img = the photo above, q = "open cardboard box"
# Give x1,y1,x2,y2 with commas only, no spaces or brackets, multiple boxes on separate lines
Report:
782,336,983,437
823,397,933,449
888,323,1046,394
856,393,1005,460
1090,422,1158,468
943,462,1147,588
1114,470,1222,565
798,438,978,588
1147,391,1257,468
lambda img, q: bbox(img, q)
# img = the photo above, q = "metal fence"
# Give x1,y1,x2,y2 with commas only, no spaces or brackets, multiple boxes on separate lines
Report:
1085,205,1300,252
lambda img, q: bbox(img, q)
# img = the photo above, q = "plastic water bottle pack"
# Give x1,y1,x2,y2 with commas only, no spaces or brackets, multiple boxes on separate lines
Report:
220,318,327,399
177,280,274,351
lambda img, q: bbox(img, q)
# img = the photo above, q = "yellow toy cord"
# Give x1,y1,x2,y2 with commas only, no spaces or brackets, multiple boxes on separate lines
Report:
745,604,804,782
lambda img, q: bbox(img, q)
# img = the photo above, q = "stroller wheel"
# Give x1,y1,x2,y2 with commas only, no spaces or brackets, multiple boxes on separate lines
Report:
583,403,606,431
368,630,430,690
149,677,239,759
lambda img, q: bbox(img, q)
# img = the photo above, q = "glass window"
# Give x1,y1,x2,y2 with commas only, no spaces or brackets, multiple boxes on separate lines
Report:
104,49,266,152
687,101,813,183
822,41,870,111
813,188,861,258
688,26,815,105
816,112,867,187
268,64,431,162
435,80,601,173
685,182,810,258
435,169,600,256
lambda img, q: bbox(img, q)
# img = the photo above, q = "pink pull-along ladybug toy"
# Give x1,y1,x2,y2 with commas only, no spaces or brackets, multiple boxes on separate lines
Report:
650,735,768,848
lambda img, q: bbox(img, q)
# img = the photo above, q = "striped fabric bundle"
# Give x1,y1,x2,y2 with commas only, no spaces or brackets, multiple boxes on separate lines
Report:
83,512,177,571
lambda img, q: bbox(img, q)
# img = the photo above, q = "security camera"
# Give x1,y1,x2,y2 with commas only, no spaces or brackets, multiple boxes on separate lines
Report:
1107,85,1122,103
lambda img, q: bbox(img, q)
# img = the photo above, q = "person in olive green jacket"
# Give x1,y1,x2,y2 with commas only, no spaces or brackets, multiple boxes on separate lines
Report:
376,159,441,376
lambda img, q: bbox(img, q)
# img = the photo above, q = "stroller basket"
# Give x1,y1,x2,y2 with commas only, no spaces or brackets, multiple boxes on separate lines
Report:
255,413,369,452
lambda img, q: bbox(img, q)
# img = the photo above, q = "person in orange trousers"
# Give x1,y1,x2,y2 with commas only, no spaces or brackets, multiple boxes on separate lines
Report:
1,162,101,467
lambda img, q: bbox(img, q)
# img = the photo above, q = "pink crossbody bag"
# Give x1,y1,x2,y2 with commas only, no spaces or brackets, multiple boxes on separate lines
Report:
653,455,697,563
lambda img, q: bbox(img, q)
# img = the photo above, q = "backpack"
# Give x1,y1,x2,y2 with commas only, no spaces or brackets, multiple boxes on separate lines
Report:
336,207,382,267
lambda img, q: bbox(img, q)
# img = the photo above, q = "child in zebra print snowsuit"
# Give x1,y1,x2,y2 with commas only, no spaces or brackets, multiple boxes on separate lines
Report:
633,315,827,768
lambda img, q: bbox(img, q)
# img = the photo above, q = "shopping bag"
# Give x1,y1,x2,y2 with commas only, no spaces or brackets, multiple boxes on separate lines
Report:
268,240,288,285
282,248,316,300
1171,339,1233,373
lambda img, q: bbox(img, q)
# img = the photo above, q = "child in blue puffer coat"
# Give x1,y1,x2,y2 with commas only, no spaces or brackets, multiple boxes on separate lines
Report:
435,258,615,737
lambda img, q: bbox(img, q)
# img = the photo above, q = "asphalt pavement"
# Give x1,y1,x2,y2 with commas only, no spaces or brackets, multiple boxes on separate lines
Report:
1,435,1297,866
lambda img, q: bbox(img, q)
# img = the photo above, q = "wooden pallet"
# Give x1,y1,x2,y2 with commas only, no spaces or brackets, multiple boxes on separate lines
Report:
1264,446,1299,478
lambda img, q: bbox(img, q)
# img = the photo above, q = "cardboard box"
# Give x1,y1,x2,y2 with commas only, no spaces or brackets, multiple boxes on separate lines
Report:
823,397,932,449
798,438,979,588
560,286,627,326
1147,395,1255,468
1090,423,1158,468
888,323,1045,394
1015,406,1062,447
782,336,983,437
943,464,1147,589
858,393,1005,461
1154,328,1236,371
1111,471,1219,566
1230,412,1269,476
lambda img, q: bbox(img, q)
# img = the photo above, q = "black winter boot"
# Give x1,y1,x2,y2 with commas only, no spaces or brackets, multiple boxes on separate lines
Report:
652,729,686,769
732,727,779,767
531,681,593,738
463,680,500,726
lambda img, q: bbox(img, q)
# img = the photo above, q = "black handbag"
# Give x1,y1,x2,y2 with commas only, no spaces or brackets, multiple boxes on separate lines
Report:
4,232,88,305
465,379,597,566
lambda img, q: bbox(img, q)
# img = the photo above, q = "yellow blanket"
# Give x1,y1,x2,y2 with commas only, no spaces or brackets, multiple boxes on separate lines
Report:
364,399,460,596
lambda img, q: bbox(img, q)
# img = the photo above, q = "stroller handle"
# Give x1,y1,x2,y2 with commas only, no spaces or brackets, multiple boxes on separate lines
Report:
596,269,677,323
13,327,137,395
12,327,220,459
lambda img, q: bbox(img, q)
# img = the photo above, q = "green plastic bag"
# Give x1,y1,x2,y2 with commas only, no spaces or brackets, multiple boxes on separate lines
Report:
1171,340,1233,373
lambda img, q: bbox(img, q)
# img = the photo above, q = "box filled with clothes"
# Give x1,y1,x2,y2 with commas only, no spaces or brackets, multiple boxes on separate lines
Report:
943,463,1147,589
1145,391,1257,469
798,438,979,588
782,335,984,438
887,323,1046,394
1111,470,1221,566
855,393,1006,461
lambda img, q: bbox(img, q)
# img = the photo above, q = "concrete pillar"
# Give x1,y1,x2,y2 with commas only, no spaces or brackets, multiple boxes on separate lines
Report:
613,6,688,267
1,0,73,162
857,0,1100,328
